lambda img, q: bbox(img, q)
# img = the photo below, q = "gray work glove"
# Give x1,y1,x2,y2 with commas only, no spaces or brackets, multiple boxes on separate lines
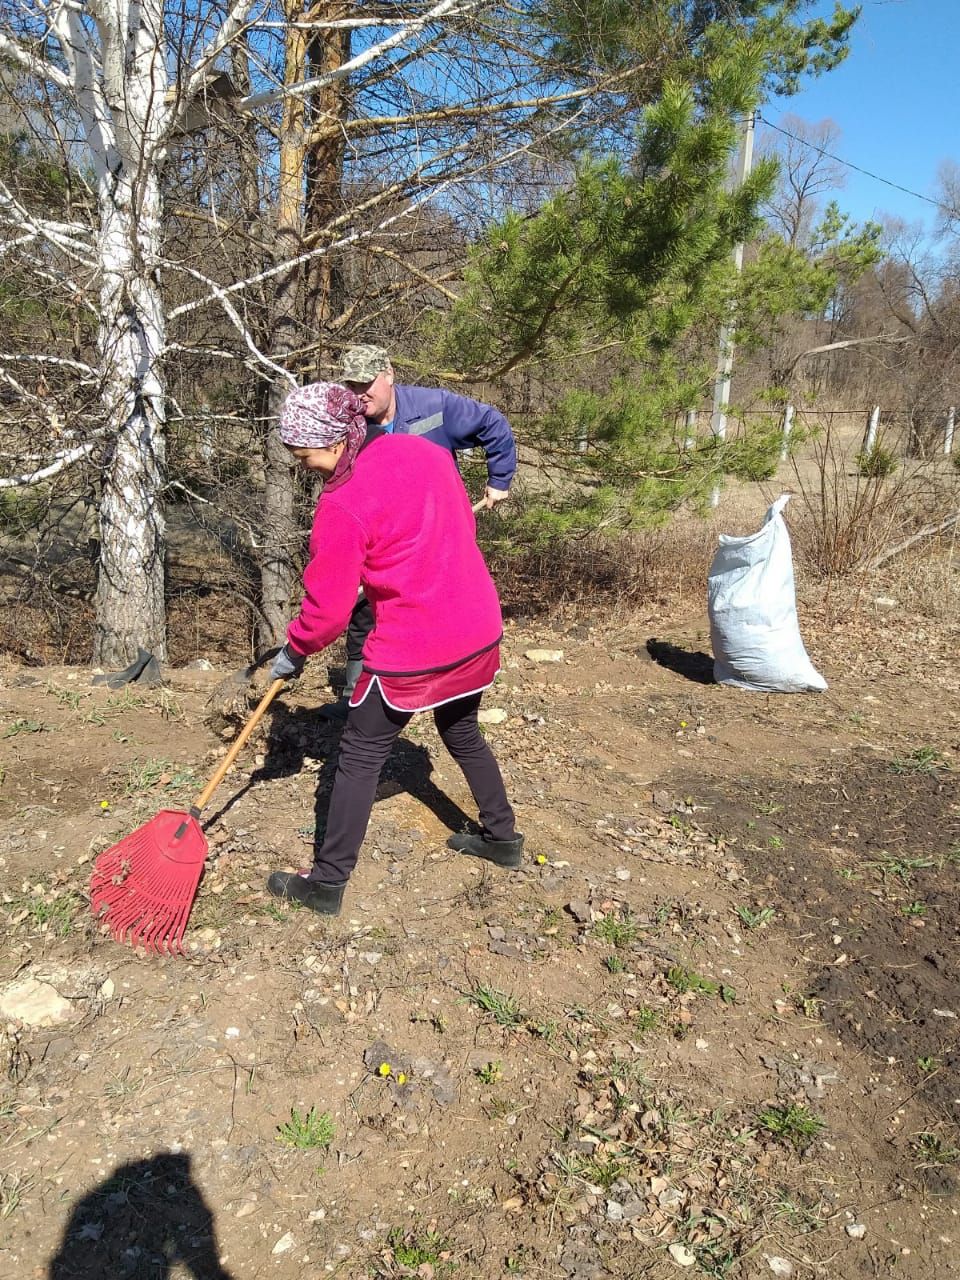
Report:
270,644,306,681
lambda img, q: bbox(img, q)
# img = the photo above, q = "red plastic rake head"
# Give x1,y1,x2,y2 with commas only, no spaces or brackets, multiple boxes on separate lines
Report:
90,809,207,954
89,678,286,956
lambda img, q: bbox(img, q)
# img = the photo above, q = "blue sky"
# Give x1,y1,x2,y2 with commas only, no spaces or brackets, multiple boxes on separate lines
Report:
763,0,959,233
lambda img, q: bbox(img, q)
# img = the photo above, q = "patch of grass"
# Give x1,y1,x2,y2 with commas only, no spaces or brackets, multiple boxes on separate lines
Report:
554,1150,626,1191
796,993,823,1020
889,745,944,776
42,684,106,724
634,1006,660,1034
45,683,83,710
154,689,184,721
123,758,199,798
901,900,927,917
106,688,151,712
667,967,735,1003
275,1106,335,1151
592,908,638,948
483,1095,522,1120
609,1055,648,1086
917,1056,939,1075
736,905,775,930
3,718,45,737
385,1226,454,1276
464,984,525,1029
540,906,562,931
104,1067,143,1100
123,757,172,793
913,1131,960,1167
603,954,624,974
265,900,301,920
528,1018,558,1044
767,835,784,850
867,852,936,884
475,1061,503,1085
0,1171,32,1219
13,890,84,937
757,1103,825,1152
770,1190,828,1232
690,1239,739,1278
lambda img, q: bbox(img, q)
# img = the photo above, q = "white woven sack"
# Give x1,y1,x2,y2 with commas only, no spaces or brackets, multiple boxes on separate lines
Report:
707,494,827,693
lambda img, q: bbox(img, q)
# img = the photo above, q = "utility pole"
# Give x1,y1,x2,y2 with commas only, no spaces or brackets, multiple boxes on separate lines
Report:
709,111,755,508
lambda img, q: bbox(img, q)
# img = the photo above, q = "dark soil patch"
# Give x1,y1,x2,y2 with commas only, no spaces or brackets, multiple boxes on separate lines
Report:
693,753,960,1192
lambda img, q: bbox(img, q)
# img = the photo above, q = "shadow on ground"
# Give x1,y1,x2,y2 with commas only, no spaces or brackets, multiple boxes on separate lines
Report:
48,1151,233,1279
646,637,715,685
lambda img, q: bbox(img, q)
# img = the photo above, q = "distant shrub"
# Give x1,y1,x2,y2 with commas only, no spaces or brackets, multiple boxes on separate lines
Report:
856,443,897,478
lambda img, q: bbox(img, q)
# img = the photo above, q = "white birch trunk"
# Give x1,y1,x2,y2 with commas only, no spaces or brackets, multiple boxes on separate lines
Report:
89,0,170,664
94,183,168,664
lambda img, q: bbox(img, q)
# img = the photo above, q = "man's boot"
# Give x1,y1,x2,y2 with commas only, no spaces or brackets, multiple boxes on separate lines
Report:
319,658,363,723
447,831,524,869
266,870,347,915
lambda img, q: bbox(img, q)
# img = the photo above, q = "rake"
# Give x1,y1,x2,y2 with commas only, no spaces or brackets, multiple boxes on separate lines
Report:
90,678,285,954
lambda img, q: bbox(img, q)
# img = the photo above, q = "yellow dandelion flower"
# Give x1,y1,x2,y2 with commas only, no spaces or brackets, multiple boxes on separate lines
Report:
378,1061,391,1077
535,854,547,865
100,800,110,810
396,1072,407,1085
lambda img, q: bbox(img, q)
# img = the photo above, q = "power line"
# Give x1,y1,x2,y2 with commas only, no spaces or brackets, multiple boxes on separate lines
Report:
756,113,959,220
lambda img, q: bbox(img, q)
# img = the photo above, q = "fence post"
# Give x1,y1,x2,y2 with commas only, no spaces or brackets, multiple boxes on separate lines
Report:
945,406,956,456
684,409,697,450
780,402,795,463
862,405,880,454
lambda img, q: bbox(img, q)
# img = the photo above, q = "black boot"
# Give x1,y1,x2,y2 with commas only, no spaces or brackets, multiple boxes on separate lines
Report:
447,831,524,869
266,871,347,915
319,658,363,723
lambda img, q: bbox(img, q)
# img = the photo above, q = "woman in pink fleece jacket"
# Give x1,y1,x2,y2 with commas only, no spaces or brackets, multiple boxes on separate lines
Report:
266,382,524,916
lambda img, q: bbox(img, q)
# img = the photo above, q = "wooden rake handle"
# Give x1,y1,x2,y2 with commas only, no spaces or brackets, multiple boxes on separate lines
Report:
192,677,286,815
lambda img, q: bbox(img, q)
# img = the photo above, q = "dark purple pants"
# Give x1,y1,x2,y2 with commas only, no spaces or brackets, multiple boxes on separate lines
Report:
308,686,516,883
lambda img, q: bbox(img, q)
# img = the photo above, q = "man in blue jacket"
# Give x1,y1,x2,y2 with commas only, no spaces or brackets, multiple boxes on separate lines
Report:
318,343,517,720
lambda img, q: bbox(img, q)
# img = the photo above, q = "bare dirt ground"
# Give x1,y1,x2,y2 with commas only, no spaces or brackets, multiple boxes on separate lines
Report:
1,570,960,1280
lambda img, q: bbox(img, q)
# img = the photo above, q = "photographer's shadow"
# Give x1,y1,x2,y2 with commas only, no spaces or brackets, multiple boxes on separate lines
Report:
48,1151,232,1279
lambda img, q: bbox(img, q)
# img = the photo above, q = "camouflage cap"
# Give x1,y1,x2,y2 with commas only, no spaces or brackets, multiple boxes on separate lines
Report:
340,344,391,383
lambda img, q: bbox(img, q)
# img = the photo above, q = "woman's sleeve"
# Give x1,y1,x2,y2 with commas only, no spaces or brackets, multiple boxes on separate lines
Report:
286,501,367,656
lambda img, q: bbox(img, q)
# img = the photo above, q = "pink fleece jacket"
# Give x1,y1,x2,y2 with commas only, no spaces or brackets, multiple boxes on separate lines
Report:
286,433,502,674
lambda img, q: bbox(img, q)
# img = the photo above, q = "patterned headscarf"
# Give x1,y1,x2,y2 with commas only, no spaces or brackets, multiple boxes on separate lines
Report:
278,381,368,490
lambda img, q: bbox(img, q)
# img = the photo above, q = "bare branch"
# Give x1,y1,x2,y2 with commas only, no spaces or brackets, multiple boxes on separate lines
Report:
238,0,480,113
856,511,960,573
0,30,73,92
0,352,100,378
0,440,100,489
162,262,298,386
324,74,636,143
784,334,911,379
